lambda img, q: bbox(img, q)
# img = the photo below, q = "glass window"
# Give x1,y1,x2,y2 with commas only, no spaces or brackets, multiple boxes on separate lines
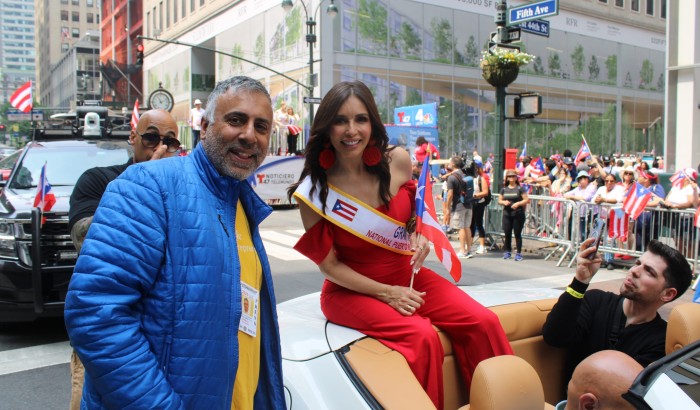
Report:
598,0,608,3
61,0,68,4
615,0,624,7
61,43,69,52
146,11,150,36
87,12,93,23
72,28,80,38
200,0,204,6
87,0,94,6
191,0,195,13
646,0,653,15
173,0,177,23
660,0,666,18
182,0,186,18
631,0,639,11
61,26,69,39
166,0,170,27
72,0,79,5
61,10,69,21
72,11,79,22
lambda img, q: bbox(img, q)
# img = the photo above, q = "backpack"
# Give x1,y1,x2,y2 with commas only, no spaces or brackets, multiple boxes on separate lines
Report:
479,176,492,206
459,174,475,206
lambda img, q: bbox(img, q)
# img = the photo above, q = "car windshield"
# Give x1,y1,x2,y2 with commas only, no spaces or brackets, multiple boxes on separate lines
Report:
0,149,22,169
9,142,131,189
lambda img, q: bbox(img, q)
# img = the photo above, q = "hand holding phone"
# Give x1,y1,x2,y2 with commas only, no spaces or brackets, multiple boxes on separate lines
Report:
586,218,606,260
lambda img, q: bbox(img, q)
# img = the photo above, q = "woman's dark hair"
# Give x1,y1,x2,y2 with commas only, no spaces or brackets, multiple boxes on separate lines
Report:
415,136,427,146
647,240,692,300
287,81,391,211
545,159,556,172
606,173,619,183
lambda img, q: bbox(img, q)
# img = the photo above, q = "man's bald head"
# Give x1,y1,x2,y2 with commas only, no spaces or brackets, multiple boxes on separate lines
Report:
130,109,179,163
566,350,643,410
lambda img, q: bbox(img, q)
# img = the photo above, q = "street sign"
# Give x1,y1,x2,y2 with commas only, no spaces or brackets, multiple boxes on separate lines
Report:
490,28,521,43
303,97,322,104
508,0,559,26
519,19,550,37
488,42,522,54
6,108,31,122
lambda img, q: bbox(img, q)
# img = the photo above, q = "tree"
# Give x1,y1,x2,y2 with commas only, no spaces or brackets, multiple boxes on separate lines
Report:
397,22,421,59
624,71,632,88
405,88,422,106
588,55,600,81
284,7,302,47
463,36,479,66
357,0,388,55
640,59,654,89
605,55,617,84
570,44,585,79
254,33,265,64
548,52,561,77
230,44,244,75
657,73,665,91
430,18,454,63
533,56,544,75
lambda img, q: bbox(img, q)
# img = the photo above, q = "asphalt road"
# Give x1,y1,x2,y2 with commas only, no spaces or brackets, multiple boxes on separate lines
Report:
0,207,640,409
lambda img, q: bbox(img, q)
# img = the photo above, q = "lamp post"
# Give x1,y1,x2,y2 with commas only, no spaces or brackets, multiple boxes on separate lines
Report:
281,0,338,130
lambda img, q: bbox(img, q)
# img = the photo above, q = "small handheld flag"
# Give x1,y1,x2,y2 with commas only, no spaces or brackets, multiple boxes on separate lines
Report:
130,99,140,130
574,140,591,166
10,81,32,113
622,182,652,220
33,162,56,226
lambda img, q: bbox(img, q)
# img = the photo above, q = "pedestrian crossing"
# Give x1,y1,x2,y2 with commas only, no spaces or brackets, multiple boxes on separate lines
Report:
260,229,306,261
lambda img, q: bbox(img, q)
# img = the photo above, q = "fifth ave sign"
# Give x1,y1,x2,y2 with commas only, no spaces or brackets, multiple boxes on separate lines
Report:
507,0,559,26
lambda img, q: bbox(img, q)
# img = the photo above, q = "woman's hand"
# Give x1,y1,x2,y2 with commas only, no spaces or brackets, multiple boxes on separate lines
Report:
380,285,426,316
409,232,431,272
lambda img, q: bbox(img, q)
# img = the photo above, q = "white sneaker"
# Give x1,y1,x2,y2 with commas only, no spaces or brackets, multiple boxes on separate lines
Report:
475,246,487,255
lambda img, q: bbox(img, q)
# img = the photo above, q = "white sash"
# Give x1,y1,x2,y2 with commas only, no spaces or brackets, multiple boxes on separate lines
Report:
294,176,413,255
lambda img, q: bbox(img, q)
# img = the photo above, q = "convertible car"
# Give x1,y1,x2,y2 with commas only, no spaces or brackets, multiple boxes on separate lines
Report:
278,285,700,409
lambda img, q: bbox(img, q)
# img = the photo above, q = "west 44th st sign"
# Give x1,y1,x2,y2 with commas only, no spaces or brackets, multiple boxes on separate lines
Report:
507,0,559,26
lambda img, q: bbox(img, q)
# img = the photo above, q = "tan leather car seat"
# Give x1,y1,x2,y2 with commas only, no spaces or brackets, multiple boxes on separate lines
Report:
460,355,555,410
666,302,700,354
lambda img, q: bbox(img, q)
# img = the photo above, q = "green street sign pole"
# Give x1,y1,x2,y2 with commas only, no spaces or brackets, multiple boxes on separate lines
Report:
493,0,508,196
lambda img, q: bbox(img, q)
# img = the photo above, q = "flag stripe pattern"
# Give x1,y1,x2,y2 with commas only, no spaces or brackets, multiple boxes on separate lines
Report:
415,160,462,282
130,99,140,130
608,208,628,241
622,182,652,220
331,199,358,222
10,81,32,113
574,140,591,166
33,163,57,214
530,157,545,178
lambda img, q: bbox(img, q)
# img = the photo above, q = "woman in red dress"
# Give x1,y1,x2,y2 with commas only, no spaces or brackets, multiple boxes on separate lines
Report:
288,81,512,409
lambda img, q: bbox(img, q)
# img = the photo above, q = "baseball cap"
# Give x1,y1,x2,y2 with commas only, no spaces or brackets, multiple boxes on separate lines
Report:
562,157,574,166
684,167,698,181
194,99,202,105
576,170,590,181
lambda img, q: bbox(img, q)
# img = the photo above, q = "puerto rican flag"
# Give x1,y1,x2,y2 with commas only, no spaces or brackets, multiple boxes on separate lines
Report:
130,99,140,130
529,157,546,178
416,160,461,282
33,162,57,226
287,125,302,135
608,208,628,241
622,182,652,220
669,170,686,189
520,142,527,158
574,140,591,166
10,81,32,113
332,199,358,222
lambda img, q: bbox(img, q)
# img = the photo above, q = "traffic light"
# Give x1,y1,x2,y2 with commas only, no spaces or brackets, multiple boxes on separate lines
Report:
136,44,144,66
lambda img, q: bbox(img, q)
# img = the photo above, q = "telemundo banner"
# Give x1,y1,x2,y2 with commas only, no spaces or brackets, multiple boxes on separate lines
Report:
393,103,438,127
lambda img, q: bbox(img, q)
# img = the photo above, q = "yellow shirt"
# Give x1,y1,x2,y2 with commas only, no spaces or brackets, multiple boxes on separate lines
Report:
231,202,262,410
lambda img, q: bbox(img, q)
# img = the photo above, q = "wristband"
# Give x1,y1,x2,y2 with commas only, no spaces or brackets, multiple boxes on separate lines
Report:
566,286,584,299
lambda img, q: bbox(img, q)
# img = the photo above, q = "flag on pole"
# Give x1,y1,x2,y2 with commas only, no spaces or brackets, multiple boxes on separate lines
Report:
415,160,461,282
10,81,32,113
130,99,140,130
529,157,546,178
622,182,653,220
33,163,57,226
520,142,527,158
607,208,628,241
574,140,591,166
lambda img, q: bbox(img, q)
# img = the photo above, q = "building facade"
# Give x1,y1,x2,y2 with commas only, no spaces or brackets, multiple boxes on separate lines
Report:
143,0,668,158
35,0,101,107
49,35,101,108
0,0,35,105
100,0,143,109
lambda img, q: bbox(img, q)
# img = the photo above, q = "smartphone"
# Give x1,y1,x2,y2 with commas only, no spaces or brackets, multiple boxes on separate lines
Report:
587,218,606,260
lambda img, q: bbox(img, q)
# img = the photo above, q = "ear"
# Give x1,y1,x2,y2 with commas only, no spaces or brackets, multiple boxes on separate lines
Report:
579,393,599,410
128,130,137,146
660,287,677,303
200,118,209,140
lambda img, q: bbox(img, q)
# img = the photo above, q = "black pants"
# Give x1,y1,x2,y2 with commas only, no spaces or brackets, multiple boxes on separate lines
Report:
192,129,201,148
471,201,486,238
287,133,298,155
502,210,525,253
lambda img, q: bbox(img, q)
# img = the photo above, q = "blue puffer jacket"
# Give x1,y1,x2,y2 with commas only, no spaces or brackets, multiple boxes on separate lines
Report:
64,146,285,409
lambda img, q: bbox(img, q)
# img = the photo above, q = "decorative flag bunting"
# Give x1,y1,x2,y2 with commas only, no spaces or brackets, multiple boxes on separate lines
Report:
574,140,591,166
10,81,32,113
607,208,628,241
622,182,653,220
33,162,57,226
415,160,461,282
130,99,140,130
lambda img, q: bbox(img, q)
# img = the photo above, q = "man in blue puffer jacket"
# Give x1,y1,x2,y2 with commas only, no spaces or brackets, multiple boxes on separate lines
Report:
65,76,285,409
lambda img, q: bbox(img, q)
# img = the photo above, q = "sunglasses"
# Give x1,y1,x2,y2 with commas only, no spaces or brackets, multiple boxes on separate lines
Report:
605,180,616,183
138,131,181,153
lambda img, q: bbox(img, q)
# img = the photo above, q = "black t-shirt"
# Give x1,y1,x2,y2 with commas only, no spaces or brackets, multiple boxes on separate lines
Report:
500,185,526,214
447,170,466,211
542,279,667,382
68,160,132,233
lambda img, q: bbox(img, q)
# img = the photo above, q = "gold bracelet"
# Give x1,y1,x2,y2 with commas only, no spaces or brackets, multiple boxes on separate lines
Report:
566,286,584,299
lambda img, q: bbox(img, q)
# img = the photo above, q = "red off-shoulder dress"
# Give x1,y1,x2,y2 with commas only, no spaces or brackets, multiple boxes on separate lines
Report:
295,182,512,409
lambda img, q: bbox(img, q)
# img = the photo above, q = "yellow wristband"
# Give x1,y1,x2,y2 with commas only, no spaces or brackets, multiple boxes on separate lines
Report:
566,286,584,299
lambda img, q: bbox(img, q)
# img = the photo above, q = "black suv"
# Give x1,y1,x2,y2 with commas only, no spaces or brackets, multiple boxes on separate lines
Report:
0,107,132,321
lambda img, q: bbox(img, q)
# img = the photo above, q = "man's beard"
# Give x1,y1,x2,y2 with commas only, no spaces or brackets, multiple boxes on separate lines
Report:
202,131,264,180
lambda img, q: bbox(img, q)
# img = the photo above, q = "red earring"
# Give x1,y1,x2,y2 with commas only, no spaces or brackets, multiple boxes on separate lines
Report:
362,144,382,166
319,143,335,170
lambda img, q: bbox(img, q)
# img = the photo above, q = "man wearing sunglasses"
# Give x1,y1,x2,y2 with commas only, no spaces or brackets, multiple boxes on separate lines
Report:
65,76,284,409
66,108,179,410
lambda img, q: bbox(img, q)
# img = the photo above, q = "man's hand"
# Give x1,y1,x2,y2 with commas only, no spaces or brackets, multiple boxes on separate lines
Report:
150,144,169,161
575,238,602,284
70,216,94,253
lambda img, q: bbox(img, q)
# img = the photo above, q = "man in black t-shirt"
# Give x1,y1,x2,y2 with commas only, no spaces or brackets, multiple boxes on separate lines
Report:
542,239,692,383
445,156,473,258
67,109,179,410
